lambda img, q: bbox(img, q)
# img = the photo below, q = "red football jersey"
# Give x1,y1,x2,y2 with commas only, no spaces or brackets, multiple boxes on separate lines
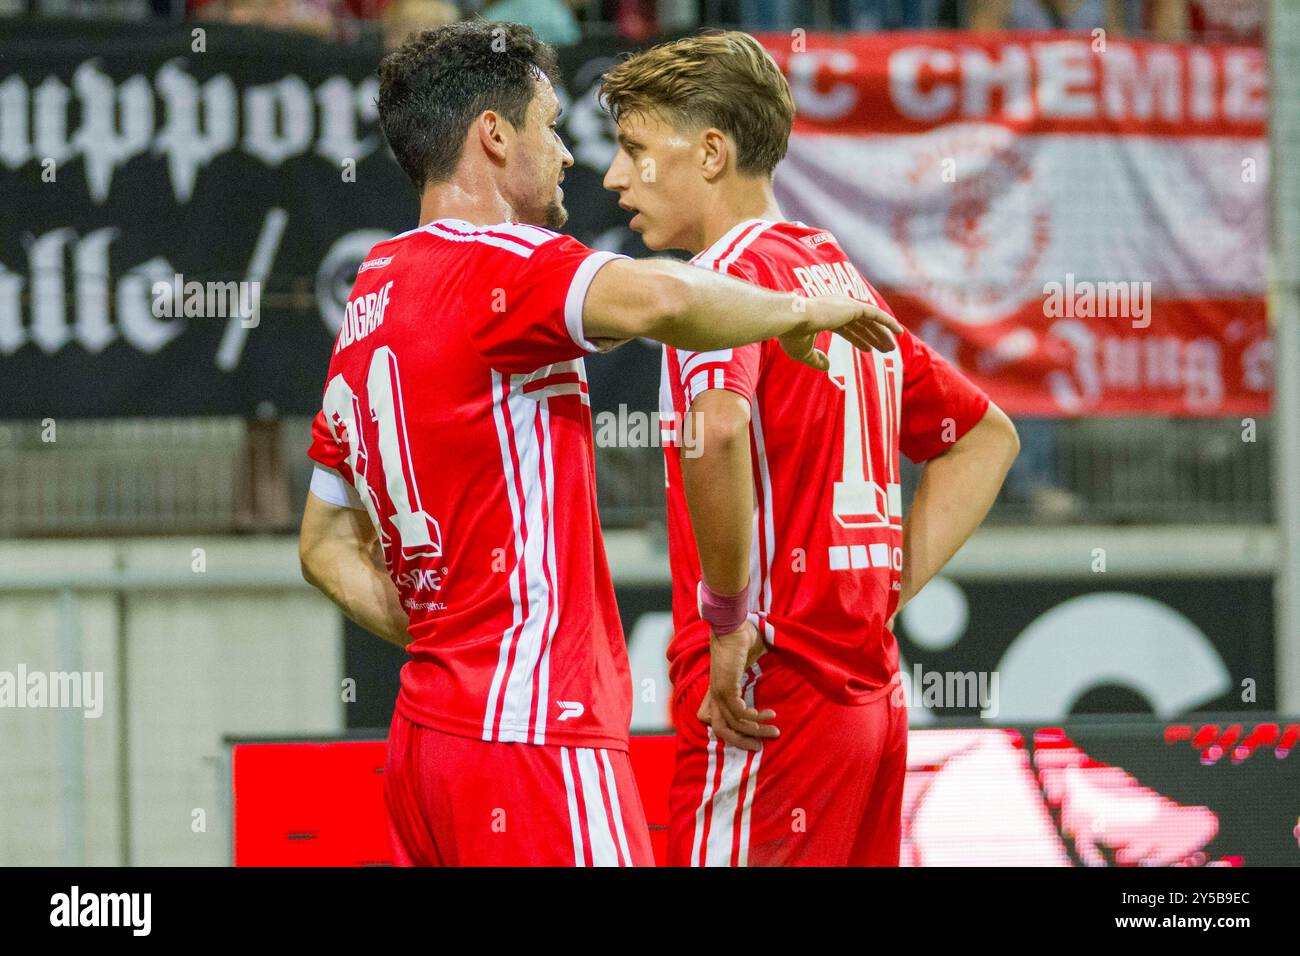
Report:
661,219,991,704
308,219,632,751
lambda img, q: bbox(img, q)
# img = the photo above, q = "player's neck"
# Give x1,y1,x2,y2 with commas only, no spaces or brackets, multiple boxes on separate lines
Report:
692,180,785,256
416,175,514,230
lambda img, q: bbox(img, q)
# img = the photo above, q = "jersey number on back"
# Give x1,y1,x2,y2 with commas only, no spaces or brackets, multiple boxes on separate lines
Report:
827,335,903,530
322,346,443,562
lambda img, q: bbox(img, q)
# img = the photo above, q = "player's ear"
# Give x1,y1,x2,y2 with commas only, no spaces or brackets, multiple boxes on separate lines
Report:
700,128,729,181
475,110,509,164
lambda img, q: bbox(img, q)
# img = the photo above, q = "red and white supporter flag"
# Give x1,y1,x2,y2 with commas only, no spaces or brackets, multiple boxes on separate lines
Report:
759,31,1272,416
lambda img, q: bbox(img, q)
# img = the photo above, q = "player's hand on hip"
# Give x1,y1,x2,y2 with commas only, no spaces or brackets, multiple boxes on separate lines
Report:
778,295,902,371
697,621,776,752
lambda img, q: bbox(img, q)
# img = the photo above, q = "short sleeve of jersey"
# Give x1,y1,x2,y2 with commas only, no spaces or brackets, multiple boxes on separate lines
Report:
673,344,761,408
307,408,345,471
674,255,765,408
467,234,626,374
898,329,991,463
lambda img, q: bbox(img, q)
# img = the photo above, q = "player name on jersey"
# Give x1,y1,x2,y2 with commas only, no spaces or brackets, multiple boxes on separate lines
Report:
791,258,877,304
336,280,393,353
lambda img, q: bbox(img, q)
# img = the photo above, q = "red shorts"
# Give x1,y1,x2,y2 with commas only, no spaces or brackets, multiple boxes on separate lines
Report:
384,710,655,866
667,655,906,866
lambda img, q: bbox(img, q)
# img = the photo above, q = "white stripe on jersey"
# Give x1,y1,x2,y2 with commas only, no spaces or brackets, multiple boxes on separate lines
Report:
691,218,770,272
565,251,626,351
687,369,710,406
706,736,743,866
425,221,536,258
693,669,763,867
734,668,763,867
531,382,588,402
576,748,622,867
484,370,528,741
600,749,635,866
483,371,560,744
717,220,774,274
387,218,562,257
496,386,555,743
678,348,733,383
702,745,746,866
436,218,562,247
659,349,674,422
531,398,559,744
690,732,719,866
488,221,562,245
676,222,774,403
659,350,679,461
750,402,776,626
521,359,592,406
680,368,728,404
560,747,586,866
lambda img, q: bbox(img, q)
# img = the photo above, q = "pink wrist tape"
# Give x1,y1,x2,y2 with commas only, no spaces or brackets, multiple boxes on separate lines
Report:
698,580,751,635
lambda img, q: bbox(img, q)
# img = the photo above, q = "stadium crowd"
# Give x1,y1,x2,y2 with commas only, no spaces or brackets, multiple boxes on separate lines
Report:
2,0,1268,45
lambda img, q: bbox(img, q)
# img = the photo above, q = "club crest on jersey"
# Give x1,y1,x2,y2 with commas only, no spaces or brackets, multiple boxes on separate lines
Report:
556,700,584,721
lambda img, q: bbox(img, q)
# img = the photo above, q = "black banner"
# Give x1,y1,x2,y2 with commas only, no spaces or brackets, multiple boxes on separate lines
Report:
610,575,1276,726
342,574,1276,731
1,21,653,418
888,575,1278,720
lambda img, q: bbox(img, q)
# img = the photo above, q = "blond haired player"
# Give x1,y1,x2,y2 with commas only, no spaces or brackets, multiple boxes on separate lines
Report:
601,32,1020,866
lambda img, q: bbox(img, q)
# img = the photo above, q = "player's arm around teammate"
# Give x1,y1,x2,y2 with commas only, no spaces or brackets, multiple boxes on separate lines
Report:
580,255,901,369
293,252,898,660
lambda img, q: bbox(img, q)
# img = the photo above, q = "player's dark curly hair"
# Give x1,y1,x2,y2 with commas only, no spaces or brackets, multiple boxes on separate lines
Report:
377,20,560,192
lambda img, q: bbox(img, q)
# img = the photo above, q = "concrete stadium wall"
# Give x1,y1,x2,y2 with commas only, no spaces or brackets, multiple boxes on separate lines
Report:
0,526,1280,865
0,537,342,866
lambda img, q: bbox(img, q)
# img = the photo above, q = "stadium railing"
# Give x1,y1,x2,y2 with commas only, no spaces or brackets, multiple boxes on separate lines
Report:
0,414,1274,535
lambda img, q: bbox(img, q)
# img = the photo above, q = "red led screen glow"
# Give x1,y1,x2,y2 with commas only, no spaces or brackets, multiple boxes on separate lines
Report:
232,724,1299,866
